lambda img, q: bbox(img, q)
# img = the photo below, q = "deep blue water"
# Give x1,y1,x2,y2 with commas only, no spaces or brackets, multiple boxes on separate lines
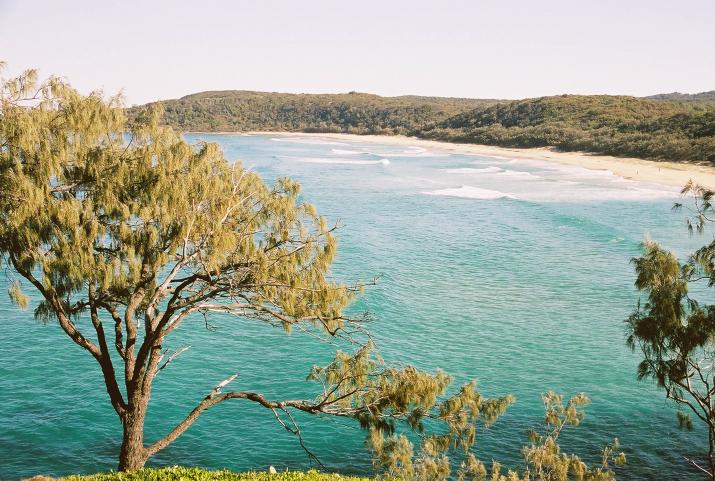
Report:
0,134,709,480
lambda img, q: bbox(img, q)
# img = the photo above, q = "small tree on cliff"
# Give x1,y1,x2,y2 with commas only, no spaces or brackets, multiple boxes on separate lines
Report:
627,181,715,479
0,66,515,474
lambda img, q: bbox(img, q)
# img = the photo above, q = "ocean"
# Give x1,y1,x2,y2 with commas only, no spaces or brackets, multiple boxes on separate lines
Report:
0,134,707,480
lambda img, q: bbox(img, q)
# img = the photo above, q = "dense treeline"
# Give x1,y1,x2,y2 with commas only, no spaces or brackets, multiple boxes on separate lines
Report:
419,95,715,162
130,91,715,162
646,90,715,102
129,91,495,135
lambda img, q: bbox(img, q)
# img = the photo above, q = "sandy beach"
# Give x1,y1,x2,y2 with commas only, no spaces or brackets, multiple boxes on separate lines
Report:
238,131,715,190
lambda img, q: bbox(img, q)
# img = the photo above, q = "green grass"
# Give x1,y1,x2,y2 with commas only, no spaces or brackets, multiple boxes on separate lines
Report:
47,467,376,481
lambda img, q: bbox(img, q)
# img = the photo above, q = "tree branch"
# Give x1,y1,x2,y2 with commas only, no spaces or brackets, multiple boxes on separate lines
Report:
88,283,128,417
9,254,102,358
145,376,351,457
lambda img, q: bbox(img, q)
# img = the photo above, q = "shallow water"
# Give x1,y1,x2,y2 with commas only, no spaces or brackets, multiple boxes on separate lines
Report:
0,134,709,480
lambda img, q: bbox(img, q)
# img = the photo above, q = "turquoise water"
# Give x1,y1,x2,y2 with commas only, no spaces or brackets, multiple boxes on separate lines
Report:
0,134,709,480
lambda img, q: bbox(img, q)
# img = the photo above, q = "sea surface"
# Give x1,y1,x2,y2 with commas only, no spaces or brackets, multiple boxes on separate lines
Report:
0,134,710,480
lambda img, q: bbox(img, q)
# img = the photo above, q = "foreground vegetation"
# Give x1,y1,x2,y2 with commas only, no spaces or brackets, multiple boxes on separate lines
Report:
627,182,715,478
5,68,512,473
3,67,625,480
8,61,715,480
52,467,373,481
130,90,715,163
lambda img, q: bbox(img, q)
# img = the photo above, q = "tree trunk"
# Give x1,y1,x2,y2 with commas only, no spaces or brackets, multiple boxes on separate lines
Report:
118,411,149,471
709,424,715,480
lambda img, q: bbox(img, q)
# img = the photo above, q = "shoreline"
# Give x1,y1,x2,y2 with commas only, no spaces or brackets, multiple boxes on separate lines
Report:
188,131,715,190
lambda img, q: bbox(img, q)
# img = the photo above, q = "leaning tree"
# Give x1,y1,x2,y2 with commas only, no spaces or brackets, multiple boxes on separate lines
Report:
1,66,627,480
0,66,516,475
627,181,715,479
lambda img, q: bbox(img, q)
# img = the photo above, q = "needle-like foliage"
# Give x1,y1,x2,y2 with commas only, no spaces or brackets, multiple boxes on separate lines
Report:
627,180,715,478
0,66,515,475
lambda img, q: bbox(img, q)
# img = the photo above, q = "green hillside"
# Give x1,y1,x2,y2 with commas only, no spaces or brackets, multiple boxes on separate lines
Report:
129,91,496,134
417,95,715,162
646,90,715,102
130,91,715,162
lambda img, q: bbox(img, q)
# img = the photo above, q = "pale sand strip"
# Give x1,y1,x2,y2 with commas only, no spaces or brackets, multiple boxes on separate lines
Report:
239,131,715,190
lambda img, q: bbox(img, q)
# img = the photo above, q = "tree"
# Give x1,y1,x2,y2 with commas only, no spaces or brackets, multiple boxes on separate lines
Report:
460,393,625,481
0,66,517,474
1,67,626,479
626,181,715,478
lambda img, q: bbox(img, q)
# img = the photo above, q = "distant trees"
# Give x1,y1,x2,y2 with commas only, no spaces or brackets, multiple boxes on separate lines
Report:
419,96,715,163
132,91,492,135
129,91,715,163
627,181,715,478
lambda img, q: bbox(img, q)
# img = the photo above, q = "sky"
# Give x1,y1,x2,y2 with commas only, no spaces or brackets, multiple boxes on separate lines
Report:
1,0,713,105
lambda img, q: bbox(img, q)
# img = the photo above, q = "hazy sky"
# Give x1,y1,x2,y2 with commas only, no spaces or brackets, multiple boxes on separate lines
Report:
1,0,713,105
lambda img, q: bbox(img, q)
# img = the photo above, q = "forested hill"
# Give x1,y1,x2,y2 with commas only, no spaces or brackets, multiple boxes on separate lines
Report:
418,95,715,162
129,91,497,134
646,90,715,102
129,90,715,163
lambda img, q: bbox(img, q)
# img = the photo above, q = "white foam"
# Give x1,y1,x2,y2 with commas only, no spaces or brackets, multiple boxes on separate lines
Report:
281,156,389,166
330,147,432,157
424,185,513,200
507,158,616,178
367,147,436,157
446,167,503,174
500,169,541,179
484,155,514,161
502,158,565,170
271,137,349,146
517,186,679,202
611,176,636,184
331,148,363,155
560,166,615,178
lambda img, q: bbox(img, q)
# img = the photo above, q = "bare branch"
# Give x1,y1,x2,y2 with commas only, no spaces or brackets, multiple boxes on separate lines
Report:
145,376,355,457
157,346,191,373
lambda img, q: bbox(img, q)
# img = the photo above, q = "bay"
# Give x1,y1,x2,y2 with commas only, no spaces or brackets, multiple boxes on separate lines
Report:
0,134,707,480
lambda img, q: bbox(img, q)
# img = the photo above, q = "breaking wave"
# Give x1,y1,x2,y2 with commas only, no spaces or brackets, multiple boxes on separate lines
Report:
423,186,514,200
500,169,541,179
270,137,349,146
331,149,364,155
281,156,390,166
329,146,437,158
446,167,503,174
